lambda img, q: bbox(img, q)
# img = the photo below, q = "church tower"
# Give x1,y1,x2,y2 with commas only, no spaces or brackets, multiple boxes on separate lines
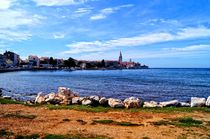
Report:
119,51,123,63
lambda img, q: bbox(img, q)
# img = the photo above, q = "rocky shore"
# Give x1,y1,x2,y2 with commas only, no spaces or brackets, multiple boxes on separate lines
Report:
2,87,208,109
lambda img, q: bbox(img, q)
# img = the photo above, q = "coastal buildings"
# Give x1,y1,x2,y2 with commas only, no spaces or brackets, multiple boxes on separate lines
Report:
0,50,148,70
3,51,20,67
28,55,40,67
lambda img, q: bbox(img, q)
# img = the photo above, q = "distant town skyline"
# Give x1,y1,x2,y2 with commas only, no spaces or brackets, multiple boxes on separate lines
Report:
0,0,210,68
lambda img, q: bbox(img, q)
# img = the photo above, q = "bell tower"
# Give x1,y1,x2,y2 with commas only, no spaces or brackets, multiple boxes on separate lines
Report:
119,51,122,63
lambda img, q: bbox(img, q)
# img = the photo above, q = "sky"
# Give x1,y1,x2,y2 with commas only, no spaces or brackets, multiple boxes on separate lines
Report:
0,0,210,68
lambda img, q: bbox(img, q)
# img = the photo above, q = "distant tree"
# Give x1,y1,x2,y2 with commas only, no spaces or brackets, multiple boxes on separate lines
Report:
101,59,105,67
64,57,76,68
49,57,57,66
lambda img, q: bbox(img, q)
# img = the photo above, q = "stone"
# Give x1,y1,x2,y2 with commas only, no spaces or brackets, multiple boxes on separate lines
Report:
2,96,12,99
206,96,210,107
108,98,124,108
45,93,56,102
82,98,93,105
72,97,81,104
191,97,206,107
89,95,100,102
159,100,179,107
35,92,45,104
143,101,159,108
60,99,71,105
180,102,190,107
99,97,108,106
57,87,78,100
124,97,142,108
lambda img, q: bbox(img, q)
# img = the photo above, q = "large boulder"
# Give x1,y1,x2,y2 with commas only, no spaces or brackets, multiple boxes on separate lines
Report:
89,95,100,106
99,97,108,106
57,87,78,100
206,96,210,107
124,97,142,108
72,97,81,104
108,98,124,108
180,102,190,107
191,97,206,107
35,92,45,104
82,98,93,105
159,100,179,107
44,93,62,105
143,101,159,108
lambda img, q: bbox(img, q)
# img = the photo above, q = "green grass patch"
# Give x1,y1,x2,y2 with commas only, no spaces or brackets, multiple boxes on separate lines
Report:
4,113,37,119
174,117,203,127
42,134,111,139
151,117,203,127
15,134,40,139
47,105,112,113
93,119,141,126
0,98,23,104
0,129,14,138
47,104,210,113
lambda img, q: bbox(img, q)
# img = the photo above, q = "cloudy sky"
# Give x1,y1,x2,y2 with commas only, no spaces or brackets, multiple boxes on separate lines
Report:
0,0,210,68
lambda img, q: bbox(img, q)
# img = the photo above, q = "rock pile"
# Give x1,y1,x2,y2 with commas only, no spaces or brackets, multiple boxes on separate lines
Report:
3,86,209,109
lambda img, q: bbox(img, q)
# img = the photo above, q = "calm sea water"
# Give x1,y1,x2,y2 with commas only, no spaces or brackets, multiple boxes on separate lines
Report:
0,69,210,102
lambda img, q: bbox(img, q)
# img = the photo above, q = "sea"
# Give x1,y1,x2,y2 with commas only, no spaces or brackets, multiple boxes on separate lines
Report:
0,68,209,102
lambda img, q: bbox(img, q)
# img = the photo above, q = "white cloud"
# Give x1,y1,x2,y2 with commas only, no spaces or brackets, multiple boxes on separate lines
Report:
53,33,65,39
0,10,42,29
72,7,92,17
64,26,210,54
163,44,210,52
0,8,43,42
0,29,32,41
0,0,15,10
90,4,133,20
33,0,87,6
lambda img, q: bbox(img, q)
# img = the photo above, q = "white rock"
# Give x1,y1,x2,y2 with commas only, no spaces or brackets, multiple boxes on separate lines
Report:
2,96,12,99
82,98,92,105
159,100,179,107
191,97,206,107
180,102,190,107
58,87,78,99
72,97,81,104
89,95,100,102
99,97,108,105
108,98,124,108
206,96,210,107
124,97,142,108
35,92,45,104
143,101,159,108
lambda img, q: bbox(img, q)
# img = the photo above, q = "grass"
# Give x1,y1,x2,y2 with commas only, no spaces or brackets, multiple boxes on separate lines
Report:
4,113,37,119
92,119,141,126
0,98,23,104
151,117,203,127
174,117,203,127
47,104,210,113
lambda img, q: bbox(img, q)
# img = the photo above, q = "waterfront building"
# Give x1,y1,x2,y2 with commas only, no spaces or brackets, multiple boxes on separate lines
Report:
0,54,6,68
3,51,20,67
28,55,40,67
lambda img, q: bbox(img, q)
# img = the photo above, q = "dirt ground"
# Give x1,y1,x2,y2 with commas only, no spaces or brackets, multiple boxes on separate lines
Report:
0,104,210,139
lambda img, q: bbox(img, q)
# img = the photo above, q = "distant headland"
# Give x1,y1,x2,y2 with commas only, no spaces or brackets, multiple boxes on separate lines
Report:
0,51,148,72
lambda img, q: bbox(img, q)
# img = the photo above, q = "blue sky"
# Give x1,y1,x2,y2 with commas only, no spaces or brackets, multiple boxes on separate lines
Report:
0,0,210,68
